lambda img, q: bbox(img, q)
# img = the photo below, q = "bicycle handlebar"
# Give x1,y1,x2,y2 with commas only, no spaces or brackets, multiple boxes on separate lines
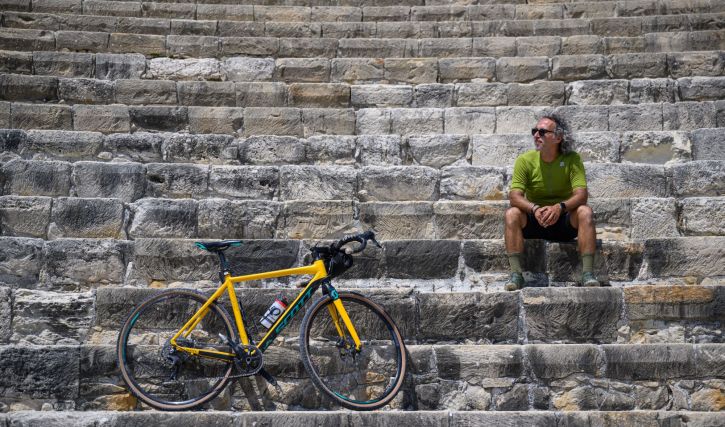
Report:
331,230,382,254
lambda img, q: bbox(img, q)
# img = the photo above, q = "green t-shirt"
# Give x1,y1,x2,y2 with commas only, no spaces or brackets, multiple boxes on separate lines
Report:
509,150,587,206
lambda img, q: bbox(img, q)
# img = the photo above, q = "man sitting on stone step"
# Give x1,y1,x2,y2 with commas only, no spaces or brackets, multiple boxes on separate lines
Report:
503,114,599,291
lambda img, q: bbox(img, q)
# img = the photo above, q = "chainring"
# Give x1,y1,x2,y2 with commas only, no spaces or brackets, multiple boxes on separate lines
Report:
234,344,264,377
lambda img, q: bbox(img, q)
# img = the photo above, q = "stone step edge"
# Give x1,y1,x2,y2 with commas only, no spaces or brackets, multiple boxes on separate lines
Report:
3,72,724,108
5,50,724,83
0,410,722,423
3,10,723,36
2,27,722,58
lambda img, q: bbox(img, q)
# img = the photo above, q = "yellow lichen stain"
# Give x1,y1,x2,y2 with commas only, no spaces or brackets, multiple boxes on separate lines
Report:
149,280,166,289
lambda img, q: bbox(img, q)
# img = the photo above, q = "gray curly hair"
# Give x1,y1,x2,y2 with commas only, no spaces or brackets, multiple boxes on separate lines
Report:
539,114,575,154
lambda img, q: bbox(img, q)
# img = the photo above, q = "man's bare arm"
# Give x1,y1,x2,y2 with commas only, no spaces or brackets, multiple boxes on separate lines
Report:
509,189,537,214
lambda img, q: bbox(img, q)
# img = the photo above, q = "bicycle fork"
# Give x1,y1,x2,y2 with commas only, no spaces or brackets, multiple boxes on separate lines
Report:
323,285,362,352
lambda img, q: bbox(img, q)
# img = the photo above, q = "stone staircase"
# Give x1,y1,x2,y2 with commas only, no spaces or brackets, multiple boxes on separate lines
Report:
0,0,723,423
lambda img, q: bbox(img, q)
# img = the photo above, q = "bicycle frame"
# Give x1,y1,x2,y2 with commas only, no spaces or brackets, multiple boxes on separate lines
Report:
170,259,362,361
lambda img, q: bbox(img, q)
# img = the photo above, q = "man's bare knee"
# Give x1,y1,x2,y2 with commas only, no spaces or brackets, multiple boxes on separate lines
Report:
505,207,525,228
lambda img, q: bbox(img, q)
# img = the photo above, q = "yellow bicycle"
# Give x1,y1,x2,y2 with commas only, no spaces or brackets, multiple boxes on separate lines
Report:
116,231,407,411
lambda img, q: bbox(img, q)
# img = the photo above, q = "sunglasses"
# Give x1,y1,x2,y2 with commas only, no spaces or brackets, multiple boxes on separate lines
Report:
531,128,556,137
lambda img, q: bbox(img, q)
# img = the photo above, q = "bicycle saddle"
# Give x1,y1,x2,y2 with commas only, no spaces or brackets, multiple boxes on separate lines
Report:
195,240,242,252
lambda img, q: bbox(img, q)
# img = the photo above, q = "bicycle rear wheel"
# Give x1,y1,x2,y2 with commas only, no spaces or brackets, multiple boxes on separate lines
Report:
116,289,236,410
299,291,407,410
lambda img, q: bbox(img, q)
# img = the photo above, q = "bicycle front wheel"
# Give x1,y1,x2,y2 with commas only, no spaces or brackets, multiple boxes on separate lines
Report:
116,289,236,410
299,291,407,410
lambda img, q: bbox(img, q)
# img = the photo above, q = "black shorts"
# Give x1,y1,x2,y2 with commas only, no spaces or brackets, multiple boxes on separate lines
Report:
523,211,578,242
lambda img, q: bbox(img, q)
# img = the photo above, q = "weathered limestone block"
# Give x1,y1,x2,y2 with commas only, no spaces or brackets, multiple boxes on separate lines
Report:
496,106,551,135
419,292,519,343
628,78,675,104
552,105,608,132
129,238,298,283
508,81,565,107
109,33,165,56
235,82,286,108
573,131,620,163
129,198,197,238
356,108,391,135
669,161,725,197
276,200,352,240
26,129,102,161
561,35,604,55
438,58,496,83
435,345,522,383
160,134,236,164
359,166,438,202
198,199,280,240
697,344,725,379
72,161,145,202
171,19,218,37
279,37,336,59
0,28,55,51
275,58,329,83
32,51,91,78
679,197,725,236
630,198,679,239
302,108,356,137
529,346,601,387
496,57,549,83
320,22,372,39
289,83,349,108
440,166,505,201
609,104,663,132
338,39,416,59
73,105,131,133
129,106,188,133
663,102,717,131
49,197,124,239
415,84,454,108
0,237,43,286
0,128,25,155
196,4,252,21
621,131,690,164
405,134,467,168
101,133,160,163
471,134,530,167
384,58,437,84
355,135,402,166
586,163,668,198
350,412,447,427
146,58,222,81
1,159,71,197
0,101,11,128
0,51,32,75
330,58,383,84
351,85,412,108
604,344,695,380
445,107,496,134
0,287,9,343
516,36,561,57
83,0,138,16
11,103,73,130
243,107,301,137
209,165,278,200
239,136,305,165
305,135,356,165
177,81,236,107
359,202,433,240
280,165,356,201
472,37,516,58
188,106,244,135
419,38,471,58
11,289,93,344
385,240,460,279
690,128,725,161
667,52,725,78
391,108,444,135
115,80,176,105
524,288,621,343
606,53,667,79
566,80,628,106
58,78,115,105
548,240,644,282
145,163,208,199
434,201,506,240
0,74,57,102
463,239,545,273
42,238,128,287
116,17,169,36
0,346,79,398
624,285,724,322
95,53,146,80
644,237,725,278
0,196,50,238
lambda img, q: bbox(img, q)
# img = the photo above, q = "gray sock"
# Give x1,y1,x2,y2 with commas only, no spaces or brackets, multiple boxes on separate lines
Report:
508,253,523,274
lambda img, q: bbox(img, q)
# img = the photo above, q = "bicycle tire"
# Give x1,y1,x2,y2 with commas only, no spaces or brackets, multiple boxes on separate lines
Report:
299,291,407,410
116,289,236,410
